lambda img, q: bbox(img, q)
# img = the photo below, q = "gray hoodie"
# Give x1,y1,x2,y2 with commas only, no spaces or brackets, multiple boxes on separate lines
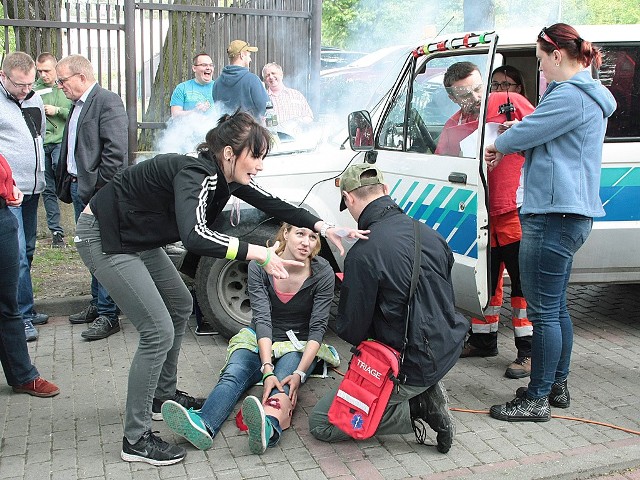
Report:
0,87,46,195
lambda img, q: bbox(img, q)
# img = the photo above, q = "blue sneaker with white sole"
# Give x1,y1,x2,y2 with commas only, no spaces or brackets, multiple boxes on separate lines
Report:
242,395,272,455
161,400,213,450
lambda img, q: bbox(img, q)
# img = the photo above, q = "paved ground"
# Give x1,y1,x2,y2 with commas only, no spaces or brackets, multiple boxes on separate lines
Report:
1,283,639,480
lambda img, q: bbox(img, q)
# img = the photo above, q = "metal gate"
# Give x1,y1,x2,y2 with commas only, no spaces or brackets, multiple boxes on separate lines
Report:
0,0,320,162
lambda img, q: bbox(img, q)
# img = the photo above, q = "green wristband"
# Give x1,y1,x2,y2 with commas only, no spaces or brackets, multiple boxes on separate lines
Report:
262,372,275,382
257,249,271,268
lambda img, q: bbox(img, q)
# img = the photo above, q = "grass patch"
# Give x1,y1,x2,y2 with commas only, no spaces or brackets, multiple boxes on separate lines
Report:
31,240,85,297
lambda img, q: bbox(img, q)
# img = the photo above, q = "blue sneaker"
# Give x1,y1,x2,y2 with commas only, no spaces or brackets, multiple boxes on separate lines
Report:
242,395,272,454
161,400,213,450
24,319,38,342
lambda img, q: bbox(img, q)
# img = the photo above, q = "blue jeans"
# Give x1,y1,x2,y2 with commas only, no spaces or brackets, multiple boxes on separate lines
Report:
199,347,317,444
75,213,193,442
71,183,118,320
42,144,63,235
0,207,39,386
9,194,39,318
519,213,592,399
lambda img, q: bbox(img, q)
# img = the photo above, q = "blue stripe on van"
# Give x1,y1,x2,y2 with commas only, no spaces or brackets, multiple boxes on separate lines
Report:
598,167,640,221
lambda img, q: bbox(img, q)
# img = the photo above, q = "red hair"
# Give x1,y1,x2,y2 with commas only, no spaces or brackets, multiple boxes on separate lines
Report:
537,23,602,69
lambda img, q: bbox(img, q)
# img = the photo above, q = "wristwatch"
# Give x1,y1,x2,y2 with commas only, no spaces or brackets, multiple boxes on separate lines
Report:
320,222,335,238
293,369,306,383
260,362,274,374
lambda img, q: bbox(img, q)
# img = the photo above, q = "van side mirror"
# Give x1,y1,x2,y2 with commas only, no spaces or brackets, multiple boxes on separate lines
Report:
348,110,374,151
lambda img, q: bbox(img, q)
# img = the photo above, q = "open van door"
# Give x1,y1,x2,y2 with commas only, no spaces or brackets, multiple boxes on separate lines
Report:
352,32,499,316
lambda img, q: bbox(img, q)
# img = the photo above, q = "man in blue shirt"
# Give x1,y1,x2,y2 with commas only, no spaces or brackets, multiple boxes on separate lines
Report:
170,53,214,118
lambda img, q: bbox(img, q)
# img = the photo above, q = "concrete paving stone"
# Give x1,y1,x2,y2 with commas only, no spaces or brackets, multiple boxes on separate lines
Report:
393,451,434,476
182,460,215,479
0,454,26,478
361,445,402,470
52,468,77,480
297,467,330,479
345,458,385,479
377,465,412,479
265,461,300,480
77,456,106,478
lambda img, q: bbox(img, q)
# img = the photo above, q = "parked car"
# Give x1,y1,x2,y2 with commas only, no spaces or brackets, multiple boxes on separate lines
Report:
319,44,415,117
321,46,367,71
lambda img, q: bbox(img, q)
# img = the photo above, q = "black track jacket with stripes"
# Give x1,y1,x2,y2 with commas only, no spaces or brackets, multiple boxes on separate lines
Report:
88,152,320,259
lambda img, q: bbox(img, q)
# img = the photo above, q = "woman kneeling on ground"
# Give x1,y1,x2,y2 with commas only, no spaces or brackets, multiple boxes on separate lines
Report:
162,223,339,454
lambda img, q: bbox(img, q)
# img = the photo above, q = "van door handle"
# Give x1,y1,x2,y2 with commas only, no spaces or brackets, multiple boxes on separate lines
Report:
448,172,467,184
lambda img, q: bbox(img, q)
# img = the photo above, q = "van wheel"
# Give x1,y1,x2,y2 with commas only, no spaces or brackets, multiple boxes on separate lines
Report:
194,256,252,339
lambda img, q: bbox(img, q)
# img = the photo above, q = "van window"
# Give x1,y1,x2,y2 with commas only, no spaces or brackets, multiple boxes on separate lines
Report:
378,54,490,157
598,46,640,139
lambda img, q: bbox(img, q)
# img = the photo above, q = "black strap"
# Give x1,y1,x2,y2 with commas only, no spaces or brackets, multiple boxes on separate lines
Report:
398,220,421,379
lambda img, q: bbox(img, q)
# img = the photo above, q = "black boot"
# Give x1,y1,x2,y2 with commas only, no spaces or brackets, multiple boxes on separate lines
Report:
409,381,455,453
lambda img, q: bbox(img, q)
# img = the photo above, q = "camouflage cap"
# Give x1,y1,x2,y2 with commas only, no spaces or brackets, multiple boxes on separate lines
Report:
339,163,384,211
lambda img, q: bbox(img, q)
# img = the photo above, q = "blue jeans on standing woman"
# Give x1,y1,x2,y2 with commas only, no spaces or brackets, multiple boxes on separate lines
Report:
198,345,317,445
8,194,40,318
0,207,39,386
519,213,592,399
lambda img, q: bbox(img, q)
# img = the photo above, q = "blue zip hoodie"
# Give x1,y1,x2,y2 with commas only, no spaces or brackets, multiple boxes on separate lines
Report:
495,70,617,217
212,65,269,120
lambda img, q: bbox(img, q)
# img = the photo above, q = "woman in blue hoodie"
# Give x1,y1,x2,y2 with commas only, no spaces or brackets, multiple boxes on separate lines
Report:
485,23,617,422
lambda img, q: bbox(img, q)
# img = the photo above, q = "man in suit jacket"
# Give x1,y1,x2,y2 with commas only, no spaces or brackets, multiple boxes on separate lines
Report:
56,54,127,341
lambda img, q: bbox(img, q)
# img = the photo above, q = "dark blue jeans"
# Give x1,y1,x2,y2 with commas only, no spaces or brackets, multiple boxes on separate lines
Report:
8,194,39,318
519,213,592,399
71,182,118,319
0,207,39,386
198,347,317,443
42,143,63,235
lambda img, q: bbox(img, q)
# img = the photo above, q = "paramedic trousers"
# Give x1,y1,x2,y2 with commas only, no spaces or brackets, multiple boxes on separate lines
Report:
309,384,428,442
75,213,193,444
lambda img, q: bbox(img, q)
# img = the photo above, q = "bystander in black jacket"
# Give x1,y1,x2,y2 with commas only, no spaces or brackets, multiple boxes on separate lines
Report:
336,195,468,387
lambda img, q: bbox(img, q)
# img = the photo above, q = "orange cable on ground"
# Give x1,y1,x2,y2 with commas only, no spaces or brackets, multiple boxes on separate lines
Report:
329,369,640,435
450,407,640,436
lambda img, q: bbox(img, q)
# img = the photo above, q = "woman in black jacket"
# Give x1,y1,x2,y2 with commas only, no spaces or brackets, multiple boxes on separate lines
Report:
75,112,365,467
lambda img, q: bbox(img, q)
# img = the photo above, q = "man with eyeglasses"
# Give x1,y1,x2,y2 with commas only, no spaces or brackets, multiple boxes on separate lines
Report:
33,52,72,249
0,51,49,342
55,54,127,342
435,61,484,156
170,52,215,118
213,39,269,120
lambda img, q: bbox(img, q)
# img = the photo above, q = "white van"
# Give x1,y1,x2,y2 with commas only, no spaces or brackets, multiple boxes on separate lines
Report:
190,25,640,338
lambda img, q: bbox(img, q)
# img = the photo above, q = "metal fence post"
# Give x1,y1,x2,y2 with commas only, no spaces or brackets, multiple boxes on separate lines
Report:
124,1,137,165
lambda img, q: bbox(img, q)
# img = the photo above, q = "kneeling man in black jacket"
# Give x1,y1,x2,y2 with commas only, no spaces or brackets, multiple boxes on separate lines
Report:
308,164,468,453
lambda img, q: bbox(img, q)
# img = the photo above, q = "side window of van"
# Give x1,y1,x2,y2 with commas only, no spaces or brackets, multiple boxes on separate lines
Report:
599,46,640,139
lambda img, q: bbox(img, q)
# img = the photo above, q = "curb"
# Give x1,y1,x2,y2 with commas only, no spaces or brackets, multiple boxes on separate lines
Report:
35,295,92,317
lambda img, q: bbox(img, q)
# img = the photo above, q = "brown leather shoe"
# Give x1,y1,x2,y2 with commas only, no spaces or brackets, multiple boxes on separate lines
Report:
505,357,531,379
460,343,498,358
12,377,60,397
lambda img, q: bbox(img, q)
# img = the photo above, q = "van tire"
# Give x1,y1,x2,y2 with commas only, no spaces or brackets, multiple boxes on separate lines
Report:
194,256,252,339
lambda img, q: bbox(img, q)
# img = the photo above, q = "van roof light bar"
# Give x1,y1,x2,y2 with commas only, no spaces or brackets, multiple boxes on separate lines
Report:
412,31,496,58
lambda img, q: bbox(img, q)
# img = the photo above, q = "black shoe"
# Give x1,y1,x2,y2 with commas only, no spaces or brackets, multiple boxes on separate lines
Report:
410,381,455,453
52,231,65,248
69,304,99,324
81,316,120,340
152,389,206,421
194,320,218,336
490,395,551,422
460,343,498,358
121,430,186,466
26,312,49,326
549,379,570,408
515,379,570,409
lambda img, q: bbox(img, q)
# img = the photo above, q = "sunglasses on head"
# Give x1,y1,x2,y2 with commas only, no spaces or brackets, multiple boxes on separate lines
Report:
538,27,561,51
